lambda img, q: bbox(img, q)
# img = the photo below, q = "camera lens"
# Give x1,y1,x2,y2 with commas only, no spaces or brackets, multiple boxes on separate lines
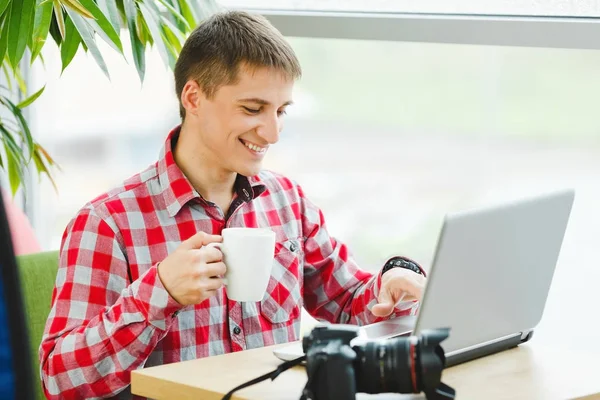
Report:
353,337,418,394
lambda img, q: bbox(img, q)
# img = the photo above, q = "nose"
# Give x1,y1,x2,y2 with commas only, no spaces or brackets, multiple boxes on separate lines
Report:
255,112,282,145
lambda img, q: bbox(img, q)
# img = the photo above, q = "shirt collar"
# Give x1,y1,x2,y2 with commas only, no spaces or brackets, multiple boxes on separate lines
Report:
158,126,267,217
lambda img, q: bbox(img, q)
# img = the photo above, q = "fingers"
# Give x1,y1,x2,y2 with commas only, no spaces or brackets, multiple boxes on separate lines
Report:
399,282,422,301
189,259,226,279
385,268,426,301
378,286,393,305
203,261,227,278
192,246,223,264
404,274,426,301
371,303,394,317
181,231,223,250
372,289,394,317
371,270,427,316
203,277,225,291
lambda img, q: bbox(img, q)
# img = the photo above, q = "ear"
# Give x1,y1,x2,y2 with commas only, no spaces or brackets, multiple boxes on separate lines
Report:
181,80,201,116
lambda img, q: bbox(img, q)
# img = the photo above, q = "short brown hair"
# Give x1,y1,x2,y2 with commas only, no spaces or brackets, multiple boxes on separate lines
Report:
174,11,302,119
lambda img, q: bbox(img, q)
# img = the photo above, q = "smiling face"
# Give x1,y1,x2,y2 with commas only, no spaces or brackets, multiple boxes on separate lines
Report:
180,64,294,177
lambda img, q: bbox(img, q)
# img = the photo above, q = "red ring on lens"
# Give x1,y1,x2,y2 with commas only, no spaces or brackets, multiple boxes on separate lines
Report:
409,339,418,393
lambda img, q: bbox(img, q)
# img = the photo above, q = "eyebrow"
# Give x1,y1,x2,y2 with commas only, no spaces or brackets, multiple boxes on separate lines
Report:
238,97,294,107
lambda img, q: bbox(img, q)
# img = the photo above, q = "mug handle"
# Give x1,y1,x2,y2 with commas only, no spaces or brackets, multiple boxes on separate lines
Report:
205,242,227,285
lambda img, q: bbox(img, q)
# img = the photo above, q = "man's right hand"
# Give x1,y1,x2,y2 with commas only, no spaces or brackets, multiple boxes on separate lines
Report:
157,231,225,306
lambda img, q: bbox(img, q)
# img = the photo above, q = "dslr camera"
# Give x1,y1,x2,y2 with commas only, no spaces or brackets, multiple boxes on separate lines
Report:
301,324,455,400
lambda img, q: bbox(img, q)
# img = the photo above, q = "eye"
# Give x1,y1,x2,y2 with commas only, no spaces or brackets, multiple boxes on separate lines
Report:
277,109,287,116
243,106,260,114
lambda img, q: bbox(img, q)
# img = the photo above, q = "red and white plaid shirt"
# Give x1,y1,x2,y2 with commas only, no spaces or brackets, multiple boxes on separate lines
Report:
40,127,417,399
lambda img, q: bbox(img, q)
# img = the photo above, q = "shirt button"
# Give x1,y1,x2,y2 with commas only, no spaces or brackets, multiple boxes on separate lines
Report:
289,243,297,252
233,326,241,335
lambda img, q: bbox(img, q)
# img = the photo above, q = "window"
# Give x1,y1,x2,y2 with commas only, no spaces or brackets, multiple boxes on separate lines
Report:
29,37,600,277
268,38,600,272
28,36,180,250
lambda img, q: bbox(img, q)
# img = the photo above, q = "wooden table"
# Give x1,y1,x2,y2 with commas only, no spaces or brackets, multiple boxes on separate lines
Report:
131,338,600,400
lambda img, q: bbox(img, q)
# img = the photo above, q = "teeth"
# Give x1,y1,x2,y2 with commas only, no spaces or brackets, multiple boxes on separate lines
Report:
242,140,266,153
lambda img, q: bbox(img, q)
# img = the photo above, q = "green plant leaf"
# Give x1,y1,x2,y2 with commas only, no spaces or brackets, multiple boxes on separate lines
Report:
16,85,45,108
31,0,54,62
161,16,183,52
138,2,171,68
2,97,35,159
143,0,162,16
0,0,11,17
97,0,120,31
32,145,58,190
5,142,23,195
156,0,189,32
0,124,25,195
176,0,196,29
135,9,151,46
59,16,81,71
78,0,123,53
0,63,11,91
60,0,93,19
0,14,9,63
115,0,125,25
37,143,58,167
124,0,145,81
13,64,26,94
31,150,46,177
0,123,24,162
48,18,62,45
163,37,178,66
162,0,185,32
0,118,19,134
7,0,35,68
53,0,66,40
65,6,110,79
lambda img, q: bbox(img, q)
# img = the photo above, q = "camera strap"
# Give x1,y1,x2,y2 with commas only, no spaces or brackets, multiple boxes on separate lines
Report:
221,355,306,400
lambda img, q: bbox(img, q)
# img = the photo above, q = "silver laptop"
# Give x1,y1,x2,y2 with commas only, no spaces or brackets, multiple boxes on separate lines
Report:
274,189,575,366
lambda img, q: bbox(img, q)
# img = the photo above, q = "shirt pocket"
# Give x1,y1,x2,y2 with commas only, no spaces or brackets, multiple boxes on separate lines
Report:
260,238,303,324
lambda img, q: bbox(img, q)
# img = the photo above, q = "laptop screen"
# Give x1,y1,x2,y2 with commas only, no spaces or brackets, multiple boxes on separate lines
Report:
0,188,34,399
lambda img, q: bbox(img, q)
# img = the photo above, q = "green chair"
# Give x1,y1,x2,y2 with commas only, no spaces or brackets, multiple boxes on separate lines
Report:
17,250,59,400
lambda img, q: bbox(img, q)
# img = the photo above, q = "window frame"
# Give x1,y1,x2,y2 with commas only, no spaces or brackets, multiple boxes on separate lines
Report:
255,9,600,50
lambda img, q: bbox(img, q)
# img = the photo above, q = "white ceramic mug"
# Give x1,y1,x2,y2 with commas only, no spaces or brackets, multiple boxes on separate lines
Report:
207,227,276,302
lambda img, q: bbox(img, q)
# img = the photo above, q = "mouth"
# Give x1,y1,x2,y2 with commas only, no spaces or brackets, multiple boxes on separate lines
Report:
239,139,268,155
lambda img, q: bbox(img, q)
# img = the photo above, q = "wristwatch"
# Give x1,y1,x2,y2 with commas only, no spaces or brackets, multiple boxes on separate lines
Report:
381,256,426,277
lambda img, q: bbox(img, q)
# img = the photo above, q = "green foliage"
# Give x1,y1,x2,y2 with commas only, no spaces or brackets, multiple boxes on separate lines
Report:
0,0,218,195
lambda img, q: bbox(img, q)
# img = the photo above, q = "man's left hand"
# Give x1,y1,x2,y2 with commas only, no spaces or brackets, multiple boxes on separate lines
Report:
371,268,427,317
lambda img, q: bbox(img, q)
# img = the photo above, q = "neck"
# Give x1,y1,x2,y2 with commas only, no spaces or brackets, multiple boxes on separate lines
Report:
174,122,237,203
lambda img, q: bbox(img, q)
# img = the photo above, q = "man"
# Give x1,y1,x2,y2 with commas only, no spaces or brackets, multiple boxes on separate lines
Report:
40,10,426,399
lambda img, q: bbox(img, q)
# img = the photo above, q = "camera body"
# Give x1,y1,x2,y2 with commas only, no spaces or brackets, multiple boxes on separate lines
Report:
302,324,455,400
302,325,359,400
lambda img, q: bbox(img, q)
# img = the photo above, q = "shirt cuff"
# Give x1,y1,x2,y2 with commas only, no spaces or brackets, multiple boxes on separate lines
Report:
129,263,184,330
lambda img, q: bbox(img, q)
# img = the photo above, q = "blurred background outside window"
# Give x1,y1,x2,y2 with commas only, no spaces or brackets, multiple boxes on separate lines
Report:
22,2,600,343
